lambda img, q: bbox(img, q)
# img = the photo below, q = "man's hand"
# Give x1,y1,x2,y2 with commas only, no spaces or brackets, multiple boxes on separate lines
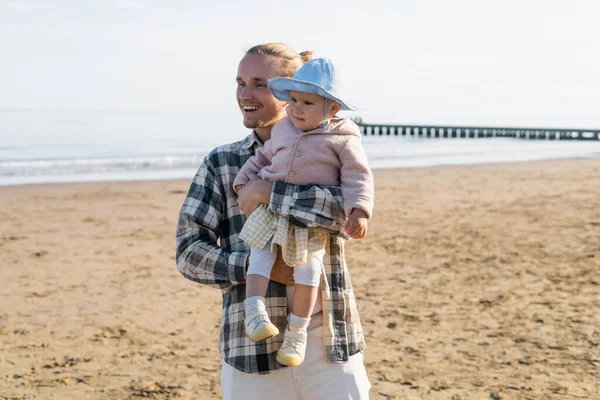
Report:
270,248,295,285
344,208,368,239
237,179,274,217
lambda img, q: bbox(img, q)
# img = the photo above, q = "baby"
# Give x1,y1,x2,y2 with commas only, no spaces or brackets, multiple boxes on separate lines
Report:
234,58,374,366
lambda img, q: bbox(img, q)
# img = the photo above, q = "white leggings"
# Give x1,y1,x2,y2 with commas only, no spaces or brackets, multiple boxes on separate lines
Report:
247,239,322,287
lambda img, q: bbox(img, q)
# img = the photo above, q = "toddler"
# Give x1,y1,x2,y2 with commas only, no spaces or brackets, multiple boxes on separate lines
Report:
234,58,374,366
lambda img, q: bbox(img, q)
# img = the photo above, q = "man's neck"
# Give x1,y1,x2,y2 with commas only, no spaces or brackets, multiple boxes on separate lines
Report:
254,126,271,143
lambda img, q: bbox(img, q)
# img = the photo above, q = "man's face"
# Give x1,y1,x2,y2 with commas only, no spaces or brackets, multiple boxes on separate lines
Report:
236,54,287,135
287,91,328,132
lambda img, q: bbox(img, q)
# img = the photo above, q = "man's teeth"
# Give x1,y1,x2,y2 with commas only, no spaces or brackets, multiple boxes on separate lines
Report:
243,106,259,111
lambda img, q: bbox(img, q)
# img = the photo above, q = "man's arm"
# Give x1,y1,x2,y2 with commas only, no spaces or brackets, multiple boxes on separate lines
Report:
238,179,348,237
175,158,248,291
269,181,348,235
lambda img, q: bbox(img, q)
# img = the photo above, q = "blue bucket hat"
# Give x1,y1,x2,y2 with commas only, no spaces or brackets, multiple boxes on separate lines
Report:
268,58,360,111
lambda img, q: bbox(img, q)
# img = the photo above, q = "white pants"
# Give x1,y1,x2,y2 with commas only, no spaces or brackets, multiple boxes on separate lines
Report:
248,240,322,287
221,326,371,400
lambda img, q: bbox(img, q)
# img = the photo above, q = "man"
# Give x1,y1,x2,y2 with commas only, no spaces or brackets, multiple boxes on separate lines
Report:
175,43,370,399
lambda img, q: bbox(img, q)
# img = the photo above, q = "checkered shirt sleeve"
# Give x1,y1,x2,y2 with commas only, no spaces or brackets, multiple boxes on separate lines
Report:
269,181,350,239
175,151,248,290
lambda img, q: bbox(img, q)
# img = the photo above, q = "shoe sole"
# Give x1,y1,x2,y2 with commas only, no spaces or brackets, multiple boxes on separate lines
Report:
245,325,280,342
276,352,304,367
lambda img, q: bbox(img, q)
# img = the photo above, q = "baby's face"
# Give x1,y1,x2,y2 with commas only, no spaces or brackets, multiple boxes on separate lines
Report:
287,91,328,131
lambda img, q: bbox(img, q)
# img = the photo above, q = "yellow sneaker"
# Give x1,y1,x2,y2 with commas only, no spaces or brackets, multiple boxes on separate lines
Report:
245,306,279,342
276,325,307,367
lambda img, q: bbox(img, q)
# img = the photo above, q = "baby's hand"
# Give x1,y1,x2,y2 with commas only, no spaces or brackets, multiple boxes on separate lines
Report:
344,208,368,239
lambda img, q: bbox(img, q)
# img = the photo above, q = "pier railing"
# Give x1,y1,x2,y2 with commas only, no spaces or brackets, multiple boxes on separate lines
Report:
355,121,600,141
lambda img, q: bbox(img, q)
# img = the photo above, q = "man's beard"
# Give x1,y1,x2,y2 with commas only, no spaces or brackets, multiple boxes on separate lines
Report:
243,118,267,129
242,106,285,129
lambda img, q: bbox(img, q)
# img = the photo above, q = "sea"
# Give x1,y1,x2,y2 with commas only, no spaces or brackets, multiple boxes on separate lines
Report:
2,109,600,186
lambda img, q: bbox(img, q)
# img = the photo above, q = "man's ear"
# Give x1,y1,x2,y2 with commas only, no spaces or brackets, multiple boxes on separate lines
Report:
330,101,342,114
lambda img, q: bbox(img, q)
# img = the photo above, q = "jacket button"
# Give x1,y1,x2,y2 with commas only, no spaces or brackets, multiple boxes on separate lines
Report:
295,151,301,157
289,171,295,177
301,136,307,140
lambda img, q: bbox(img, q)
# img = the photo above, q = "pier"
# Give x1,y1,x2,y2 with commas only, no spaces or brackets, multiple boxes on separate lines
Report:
355,120,600,141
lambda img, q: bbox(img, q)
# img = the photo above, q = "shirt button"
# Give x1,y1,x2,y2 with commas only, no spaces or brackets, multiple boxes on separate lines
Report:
277,207,281,213
295,151,301,157
289,171,295,177
279,311,284,316
301,136,307,140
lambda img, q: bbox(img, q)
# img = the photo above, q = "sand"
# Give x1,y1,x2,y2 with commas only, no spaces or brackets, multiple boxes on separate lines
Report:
1,158,599,399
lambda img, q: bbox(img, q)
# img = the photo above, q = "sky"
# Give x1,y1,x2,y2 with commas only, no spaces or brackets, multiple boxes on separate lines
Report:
1,0,599,128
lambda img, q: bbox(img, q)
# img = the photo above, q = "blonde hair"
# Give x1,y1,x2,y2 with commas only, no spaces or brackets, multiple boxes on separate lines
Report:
246,43,312,77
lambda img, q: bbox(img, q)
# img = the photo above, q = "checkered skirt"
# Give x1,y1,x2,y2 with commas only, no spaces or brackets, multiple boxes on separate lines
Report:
240,205,328,266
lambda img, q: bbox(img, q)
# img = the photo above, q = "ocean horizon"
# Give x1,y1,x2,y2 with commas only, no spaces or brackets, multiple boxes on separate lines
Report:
2,109,600,186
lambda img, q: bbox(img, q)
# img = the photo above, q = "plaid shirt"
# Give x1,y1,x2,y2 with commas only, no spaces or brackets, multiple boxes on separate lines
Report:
175,132,366,374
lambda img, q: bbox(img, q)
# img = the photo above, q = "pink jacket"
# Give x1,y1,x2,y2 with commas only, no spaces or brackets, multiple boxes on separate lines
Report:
234,116,374,218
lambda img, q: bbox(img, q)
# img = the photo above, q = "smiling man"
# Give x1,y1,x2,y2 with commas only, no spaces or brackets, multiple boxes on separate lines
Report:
175,43,371,399
236,53,287,141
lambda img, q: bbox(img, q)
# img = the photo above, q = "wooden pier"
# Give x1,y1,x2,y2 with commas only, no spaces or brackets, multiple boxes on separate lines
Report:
355,121,600,141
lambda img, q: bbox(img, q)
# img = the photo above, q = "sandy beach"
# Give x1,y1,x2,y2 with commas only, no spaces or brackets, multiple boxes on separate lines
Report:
1,158,599,400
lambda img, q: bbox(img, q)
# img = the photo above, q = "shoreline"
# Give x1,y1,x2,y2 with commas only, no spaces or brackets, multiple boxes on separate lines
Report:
2,154,599,189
